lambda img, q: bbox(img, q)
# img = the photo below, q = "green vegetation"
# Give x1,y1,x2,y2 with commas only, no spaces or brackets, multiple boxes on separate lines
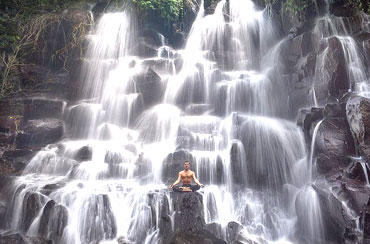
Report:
0,0,91,97
132,0,184,33
133,0,183,23
283,0,312,15
348,0,369,13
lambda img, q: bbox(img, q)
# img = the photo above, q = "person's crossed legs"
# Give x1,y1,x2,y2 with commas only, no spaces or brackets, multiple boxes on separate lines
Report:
173,184,200,192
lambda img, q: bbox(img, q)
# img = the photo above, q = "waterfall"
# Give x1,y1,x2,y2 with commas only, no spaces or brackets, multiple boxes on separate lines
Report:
2,0,331,243
313,6,370,105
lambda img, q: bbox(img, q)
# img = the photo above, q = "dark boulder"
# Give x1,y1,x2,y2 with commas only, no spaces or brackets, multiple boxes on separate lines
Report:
361,206,370,241
0,234,52,244
17,119,64,147
167,229,227,244
315,117,355,174
296,107,324,142
346,96,370,161
0,233,26,244
138,29,166,47
314,36,349,105
38,200,68,242
162,192,226,244
40,182,66,196
172,192,205,233
162,150,194,184
79,194,117,243
185,104,214,115
22,192,46,232
330,2,356,17
141,58,174,76
74,145,93,161
133,68,164,107
345,161,370,183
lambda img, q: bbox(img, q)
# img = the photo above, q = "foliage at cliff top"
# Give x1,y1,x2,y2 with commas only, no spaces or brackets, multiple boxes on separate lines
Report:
132,0,183,25
262,0,369,14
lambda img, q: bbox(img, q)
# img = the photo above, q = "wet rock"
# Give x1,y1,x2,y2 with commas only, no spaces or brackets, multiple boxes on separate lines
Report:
117,236,132,244
133,68,164,107
162,150,194,184
138,29,166,47
361,206,370,240
346,96,370,161
330,3,356,17
312,179,347,242
0,234,52,244
0,98,24,117
300,52,317,77
324,102,346,118
23,236,52,244
79,194,117,243
40,182,66,196
141,58,174,75
38,200,68,242
172,192,205,232
23,97,66,121
135,41,158,58
74,145,92,161
167,229,227,244
314,36,349,105
169,31,186,49
185,104,214,115
17,119,64,147
22,192,46,232
315,117,356,174
345,161,370,183
227,221,243,243
0,233,26,244
230,142,245,185
182,0,202,33
353,30,370,42
296,107,324,140
0,196,6,229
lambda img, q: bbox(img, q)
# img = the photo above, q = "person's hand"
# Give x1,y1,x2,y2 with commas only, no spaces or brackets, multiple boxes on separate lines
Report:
200,184,204,188
169,184,174,189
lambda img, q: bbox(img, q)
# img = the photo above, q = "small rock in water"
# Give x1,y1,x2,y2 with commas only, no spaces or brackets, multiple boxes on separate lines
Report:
74,145,92,161
117,236,131,244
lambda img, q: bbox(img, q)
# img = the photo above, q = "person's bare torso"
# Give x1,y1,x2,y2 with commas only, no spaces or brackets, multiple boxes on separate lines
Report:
180,170,194,184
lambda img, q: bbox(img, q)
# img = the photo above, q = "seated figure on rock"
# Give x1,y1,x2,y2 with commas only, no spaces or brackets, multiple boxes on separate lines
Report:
169,161,204,192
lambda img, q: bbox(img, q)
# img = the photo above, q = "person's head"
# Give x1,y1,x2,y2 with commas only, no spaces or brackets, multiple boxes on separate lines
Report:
184,161,190,170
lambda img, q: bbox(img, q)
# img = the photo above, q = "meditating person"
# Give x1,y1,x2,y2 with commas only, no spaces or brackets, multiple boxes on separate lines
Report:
169,161,204,192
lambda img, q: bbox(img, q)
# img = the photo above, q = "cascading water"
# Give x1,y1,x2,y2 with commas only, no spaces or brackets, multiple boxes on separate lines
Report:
312,1,370,104
2,0,330,244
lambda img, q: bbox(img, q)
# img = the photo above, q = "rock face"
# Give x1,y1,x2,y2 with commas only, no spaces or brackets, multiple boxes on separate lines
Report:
0,233,52,244
315,117,356,174
38,200,68,242
0,97,67,176
346,96,370,161
160,192,226,244
162,150,194,184
133,68,164,107
314,37,349,105
17,119,64,147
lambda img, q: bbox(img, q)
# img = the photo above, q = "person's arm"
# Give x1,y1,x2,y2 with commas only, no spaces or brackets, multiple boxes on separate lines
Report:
192,172,204,187
169,172,181,189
